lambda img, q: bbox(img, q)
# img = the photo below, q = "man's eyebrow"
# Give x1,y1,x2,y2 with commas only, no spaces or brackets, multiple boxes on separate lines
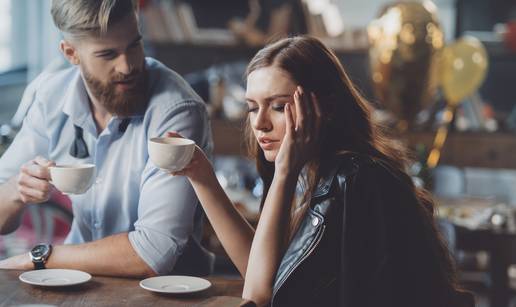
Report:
93,48,115,55
93,35,142,55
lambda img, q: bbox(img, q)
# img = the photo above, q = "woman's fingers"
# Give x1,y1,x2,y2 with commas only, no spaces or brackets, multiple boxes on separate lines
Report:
300,87,315,134
311,92,322,136
169,150,202,176
170,164,192,176
294,86,320,141
293,88,305,132
284,103,295,137
170,170,184,176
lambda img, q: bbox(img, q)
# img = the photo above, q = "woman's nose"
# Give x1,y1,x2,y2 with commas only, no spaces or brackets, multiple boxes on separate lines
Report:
253,109,272,132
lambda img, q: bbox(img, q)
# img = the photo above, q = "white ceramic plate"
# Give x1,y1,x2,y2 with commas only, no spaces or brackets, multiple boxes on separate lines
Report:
19,269,92,287
139,275,212,294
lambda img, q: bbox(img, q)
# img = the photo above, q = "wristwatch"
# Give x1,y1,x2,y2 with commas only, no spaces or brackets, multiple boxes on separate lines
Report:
30,243,52,270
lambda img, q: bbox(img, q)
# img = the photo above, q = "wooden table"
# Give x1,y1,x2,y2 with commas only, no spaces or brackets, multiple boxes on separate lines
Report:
0,270,253,306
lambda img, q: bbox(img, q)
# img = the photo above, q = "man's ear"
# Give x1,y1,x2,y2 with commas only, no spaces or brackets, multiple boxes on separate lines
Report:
60,40,80,65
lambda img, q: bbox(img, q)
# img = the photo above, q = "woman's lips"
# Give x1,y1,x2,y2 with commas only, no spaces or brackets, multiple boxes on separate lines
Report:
258,137,278,150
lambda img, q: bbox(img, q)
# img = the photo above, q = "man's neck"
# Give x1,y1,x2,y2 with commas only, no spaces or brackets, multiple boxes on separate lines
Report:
88,96,112,134
81,79,112,134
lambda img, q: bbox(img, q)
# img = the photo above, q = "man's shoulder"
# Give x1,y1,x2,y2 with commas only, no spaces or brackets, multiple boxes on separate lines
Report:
145,57,204,112
33,66,79,105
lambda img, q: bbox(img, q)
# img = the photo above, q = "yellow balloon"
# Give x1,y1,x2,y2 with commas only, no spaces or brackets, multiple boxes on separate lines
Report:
440,36,489,106
368,1,444,127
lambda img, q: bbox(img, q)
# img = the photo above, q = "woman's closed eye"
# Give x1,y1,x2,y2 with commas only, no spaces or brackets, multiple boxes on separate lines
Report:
247,105,259,113
246,100,288,113
272,104,286,112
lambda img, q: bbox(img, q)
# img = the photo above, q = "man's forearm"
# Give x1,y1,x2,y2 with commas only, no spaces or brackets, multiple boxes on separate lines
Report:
0,176,26,234
46,233,156,278
0,233,156,278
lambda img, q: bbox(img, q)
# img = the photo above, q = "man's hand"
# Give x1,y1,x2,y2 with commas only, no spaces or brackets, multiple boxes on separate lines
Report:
0,156,55,234
17,156,55,204
0,253,32,270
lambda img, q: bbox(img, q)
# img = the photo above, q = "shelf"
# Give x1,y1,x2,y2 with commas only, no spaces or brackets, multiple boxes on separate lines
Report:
211,119,516,169
149,41,370,81
405,131,516,169
149,42,262,75
149,40,368,53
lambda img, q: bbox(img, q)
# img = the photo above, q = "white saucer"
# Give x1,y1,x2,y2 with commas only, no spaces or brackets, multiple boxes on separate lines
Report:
139,275,211,294
19,269,92,287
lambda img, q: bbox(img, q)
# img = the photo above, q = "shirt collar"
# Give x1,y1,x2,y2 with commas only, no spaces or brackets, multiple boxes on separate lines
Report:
62,69,97,136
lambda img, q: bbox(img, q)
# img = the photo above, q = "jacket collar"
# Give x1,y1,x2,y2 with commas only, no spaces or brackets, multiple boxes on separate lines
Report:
312,164,340,198
312,153,367,198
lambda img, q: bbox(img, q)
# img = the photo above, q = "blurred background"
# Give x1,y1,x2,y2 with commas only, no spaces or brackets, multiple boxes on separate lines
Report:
0,0,516,306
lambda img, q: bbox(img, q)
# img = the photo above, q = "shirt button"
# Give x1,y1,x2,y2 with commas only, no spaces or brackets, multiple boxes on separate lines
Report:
95,178,102,185
94,222,101,228
312,217,320,227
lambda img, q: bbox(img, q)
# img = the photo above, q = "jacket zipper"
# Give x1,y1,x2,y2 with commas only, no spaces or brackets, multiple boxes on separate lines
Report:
271,224,326,305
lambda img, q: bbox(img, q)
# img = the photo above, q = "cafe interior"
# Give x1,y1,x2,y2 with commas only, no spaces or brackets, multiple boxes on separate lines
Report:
0,0,516,306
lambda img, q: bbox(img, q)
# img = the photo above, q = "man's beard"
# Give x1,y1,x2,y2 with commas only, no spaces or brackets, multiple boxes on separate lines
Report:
82,64,148,117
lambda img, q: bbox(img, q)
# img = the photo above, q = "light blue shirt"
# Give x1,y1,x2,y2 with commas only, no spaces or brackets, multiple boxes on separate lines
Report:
0,58,213,274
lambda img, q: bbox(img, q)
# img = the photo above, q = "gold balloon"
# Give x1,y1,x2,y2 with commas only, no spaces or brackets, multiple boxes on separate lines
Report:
368,1,443,127
440,36,488,106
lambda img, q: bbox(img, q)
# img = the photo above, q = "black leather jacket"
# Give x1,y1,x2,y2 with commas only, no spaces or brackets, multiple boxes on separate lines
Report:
270,153,472,307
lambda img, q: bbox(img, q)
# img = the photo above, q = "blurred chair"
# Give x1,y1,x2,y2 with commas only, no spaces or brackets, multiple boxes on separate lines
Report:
0,194,73,259
433,165,466,198
432,165,491,301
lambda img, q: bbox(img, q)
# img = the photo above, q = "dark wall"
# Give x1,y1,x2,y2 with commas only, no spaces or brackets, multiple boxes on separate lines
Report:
456,0,516,36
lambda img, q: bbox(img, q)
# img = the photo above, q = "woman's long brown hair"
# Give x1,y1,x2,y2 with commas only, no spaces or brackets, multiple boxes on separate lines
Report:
244,35,459,291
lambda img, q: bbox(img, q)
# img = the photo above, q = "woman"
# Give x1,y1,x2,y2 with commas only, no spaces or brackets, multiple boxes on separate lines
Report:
169,36,472,307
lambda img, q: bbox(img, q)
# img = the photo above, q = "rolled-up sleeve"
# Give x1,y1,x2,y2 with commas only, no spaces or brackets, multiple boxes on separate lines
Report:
128,100,212,274
0,99,48,183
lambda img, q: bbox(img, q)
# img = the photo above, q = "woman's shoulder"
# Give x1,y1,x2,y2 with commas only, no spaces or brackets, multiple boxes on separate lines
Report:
332,152,397,180
330,152,414,199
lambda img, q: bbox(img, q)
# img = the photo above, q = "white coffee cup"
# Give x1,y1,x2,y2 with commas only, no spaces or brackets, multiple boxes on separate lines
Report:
49,164,96,195
148,137,195,171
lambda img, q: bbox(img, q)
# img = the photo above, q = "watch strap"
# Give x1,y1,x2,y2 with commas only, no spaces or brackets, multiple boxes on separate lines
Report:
34,260,45,270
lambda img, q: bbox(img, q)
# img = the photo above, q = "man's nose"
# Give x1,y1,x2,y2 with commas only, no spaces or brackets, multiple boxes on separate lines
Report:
115,54,133,75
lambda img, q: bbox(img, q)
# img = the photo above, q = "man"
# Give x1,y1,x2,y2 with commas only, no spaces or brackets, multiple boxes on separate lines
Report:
0,0,212,277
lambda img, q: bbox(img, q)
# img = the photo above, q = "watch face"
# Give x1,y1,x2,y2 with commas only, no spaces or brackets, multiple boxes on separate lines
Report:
31,245,48,258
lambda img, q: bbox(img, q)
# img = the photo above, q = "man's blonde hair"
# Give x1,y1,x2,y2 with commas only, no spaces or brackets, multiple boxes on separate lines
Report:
51,0,138,37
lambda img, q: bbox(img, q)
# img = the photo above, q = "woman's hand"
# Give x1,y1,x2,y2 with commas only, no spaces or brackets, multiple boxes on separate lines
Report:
165,132,214,183
274,86,322,176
